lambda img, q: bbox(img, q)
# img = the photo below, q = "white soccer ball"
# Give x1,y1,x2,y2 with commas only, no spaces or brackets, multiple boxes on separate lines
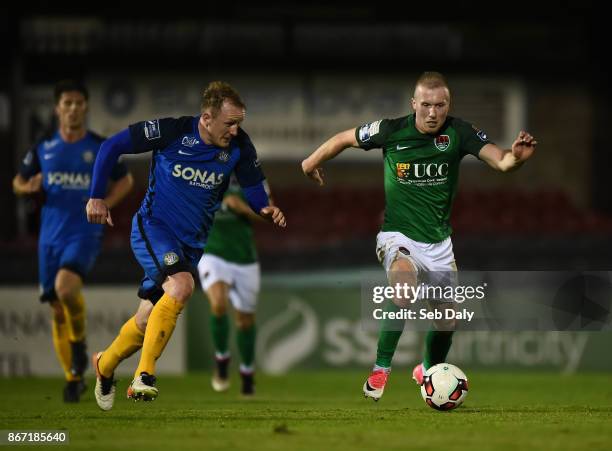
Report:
420,363,468,411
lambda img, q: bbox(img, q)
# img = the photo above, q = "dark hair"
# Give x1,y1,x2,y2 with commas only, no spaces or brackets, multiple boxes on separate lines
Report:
54,80,89,103
201,81,245,116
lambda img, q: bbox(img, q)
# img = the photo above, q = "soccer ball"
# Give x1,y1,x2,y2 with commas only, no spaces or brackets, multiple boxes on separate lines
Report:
420,363,468,411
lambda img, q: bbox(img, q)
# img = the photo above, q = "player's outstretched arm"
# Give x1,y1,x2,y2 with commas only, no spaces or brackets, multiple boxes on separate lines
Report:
301,128,359,186
479,131,537,173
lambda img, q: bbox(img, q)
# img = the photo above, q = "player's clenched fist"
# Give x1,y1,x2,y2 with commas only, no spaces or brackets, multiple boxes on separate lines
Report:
86,198,114,226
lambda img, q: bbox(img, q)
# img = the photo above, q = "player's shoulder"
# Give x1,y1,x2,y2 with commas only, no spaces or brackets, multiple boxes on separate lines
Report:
447,115,474,130
87,130,107,144
234,127,256,150
384,114,413,132
32,129,59,152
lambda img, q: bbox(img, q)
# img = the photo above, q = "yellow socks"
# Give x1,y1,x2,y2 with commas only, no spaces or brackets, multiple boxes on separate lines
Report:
135,294,184,377
98,316,145,378
52,317,78,382
63,292,85,342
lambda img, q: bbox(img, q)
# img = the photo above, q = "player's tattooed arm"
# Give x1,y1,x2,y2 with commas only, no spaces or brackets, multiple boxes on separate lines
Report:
479,131,537,172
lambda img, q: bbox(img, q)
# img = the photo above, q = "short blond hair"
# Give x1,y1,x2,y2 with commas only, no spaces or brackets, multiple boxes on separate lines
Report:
201,81,245,116
414,71,450,96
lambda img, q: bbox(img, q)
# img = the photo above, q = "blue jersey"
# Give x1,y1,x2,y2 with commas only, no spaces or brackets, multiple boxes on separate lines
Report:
19,131,128,245
128,116,265,249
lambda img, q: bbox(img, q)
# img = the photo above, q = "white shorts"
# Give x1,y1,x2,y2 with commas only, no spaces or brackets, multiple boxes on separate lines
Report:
197,254,260,313
376,231,457,274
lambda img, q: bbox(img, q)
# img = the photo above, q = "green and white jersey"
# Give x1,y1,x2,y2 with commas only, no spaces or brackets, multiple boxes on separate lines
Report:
203,177,259,264
356,114,491,243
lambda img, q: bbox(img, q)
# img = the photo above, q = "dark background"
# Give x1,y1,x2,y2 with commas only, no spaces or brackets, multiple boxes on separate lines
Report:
1,1,610,285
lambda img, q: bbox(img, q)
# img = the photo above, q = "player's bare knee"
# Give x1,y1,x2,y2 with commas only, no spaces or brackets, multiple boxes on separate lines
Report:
236,312,255,330
210,302,227,317
54,281,77,304
163,272,194,303
54,269,82,302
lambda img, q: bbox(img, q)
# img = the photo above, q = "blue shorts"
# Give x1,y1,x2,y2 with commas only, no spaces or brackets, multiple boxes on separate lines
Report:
38,236,102,303
131,213,202,303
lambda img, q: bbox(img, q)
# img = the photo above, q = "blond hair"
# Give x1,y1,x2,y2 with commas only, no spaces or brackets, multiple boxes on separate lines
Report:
201,81,245,116
414,72,450,97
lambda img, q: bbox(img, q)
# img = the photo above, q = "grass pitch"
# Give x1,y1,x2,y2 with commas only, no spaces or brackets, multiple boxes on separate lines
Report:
1,371,611,451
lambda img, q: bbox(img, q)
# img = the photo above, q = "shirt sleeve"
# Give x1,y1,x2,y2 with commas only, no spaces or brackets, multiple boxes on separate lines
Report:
456,118,493,159
109,159,129,181
18,145,41,179
354,119,391,150
234,129,265,188
128,117,189,153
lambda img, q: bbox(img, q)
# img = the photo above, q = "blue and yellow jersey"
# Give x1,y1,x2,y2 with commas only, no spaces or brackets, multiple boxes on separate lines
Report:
19,131,128,245
127,116,265,250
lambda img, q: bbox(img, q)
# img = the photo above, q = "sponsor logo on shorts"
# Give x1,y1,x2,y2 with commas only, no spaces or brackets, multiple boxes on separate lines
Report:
476,130,488,142
163,252,179,266
434,135,450,151
144,120,161,140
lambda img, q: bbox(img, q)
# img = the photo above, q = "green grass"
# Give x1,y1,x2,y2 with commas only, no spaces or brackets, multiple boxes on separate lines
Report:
1,371,611,451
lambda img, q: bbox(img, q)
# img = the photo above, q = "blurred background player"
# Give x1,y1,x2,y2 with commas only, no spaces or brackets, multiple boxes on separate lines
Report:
301,71,536,401
197,176,272,396
12,80,133,402
85,81,286,410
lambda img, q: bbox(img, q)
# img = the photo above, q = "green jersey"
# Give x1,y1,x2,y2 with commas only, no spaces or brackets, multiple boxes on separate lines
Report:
204,178,258,264
356,114,491,243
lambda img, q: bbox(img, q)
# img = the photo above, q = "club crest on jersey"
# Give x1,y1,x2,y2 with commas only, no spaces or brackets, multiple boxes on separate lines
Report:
82,150,94,163
163,252,179,266
215,150,231,163
144,120,161,140
434,135,450,151
396,162,410,179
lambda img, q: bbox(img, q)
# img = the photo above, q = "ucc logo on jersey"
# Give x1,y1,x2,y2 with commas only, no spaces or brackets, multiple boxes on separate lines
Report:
396,162,449,183
47,172,91,188
172,164,224,189
434,135,450,151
